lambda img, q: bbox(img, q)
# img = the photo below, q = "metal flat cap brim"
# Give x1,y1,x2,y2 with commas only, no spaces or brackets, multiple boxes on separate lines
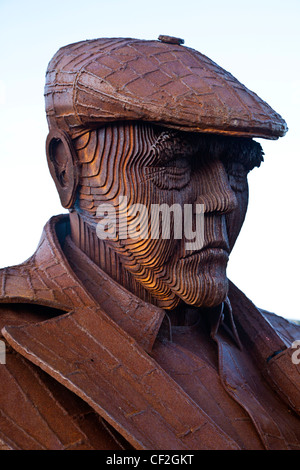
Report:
44,37,287,140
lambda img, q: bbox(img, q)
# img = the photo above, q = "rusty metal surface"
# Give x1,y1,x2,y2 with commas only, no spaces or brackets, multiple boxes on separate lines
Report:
0,334,128,450
45,37,287,139
0,217,300,449
3,306,240,450
0,36,299,451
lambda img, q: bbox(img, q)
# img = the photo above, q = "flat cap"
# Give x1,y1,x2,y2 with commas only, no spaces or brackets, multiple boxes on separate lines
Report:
45,37,287,139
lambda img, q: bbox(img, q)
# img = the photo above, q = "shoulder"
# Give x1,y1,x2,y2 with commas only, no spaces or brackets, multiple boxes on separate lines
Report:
260,308,300,344
0,260,65,330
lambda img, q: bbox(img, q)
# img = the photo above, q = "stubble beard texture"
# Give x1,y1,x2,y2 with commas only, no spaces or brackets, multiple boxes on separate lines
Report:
162,252,229,309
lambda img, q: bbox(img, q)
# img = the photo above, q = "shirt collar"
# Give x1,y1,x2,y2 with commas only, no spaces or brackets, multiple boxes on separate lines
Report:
209,297,243,350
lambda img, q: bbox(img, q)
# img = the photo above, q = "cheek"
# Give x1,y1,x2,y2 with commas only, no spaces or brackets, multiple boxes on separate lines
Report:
125,237,179,269
122,167,194,268
226,185,249,251
119,192,182,268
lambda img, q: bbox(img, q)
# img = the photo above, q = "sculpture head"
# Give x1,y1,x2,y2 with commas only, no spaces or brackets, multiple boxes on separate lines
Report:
45,36,286,310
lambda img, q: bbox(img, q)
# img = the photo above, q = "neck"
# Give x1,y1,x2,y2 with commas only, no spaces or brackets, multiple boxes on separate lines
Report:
69,211,176,309
68,211,225,328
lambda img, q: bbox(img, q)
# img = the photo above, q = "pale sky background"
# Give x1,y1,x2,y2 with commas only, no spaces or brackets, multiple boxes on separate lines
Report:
0,0,299,319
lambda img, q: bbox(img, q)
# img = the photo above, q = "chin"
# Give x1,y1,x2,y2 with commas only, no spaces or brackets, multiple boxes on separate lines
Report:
165,254,229,309
177,276,229,308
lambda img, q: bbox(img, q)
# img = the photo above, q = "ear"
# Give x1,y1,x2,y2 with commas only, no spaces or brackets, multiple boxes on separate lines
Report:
46,129,79,209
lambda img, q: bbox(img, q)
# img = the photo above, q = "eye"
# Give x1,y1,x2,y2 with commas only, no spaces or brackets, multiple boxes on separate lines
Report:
144,155,191,190
224,161,248,192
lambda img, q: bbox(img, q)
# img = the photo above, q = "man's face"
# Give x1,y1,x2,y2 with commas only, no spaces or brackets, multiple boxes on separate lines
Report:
75,122,262,309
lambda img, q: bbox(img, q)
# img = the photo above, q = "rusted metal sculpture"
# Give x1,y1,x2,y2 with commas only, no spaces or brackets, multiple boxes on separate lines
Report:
0,36,299,450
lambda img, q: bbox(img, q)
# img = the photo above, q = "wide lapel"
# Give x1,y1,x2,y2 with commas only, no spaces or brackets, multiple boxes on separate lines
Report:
0,215,240,450
2,305,240,450
0,215,164,354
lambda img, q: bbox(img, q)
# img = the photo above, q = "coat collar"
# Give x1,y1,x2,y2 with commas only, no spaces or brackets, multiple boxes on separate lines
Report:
0,214,294,360
1,215,240,450
62,232,165,353
1,215,300,449
0,214,164,353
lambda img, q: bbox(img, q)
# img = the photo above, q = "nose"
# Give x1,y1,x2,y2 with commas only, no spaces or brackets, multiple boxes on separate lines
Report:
194,159,238,215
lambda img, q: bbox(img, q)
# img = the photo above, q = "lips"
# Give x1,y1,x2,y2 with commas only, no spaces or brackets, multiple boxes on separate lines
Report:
181,240,230,260
202,240,230,253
